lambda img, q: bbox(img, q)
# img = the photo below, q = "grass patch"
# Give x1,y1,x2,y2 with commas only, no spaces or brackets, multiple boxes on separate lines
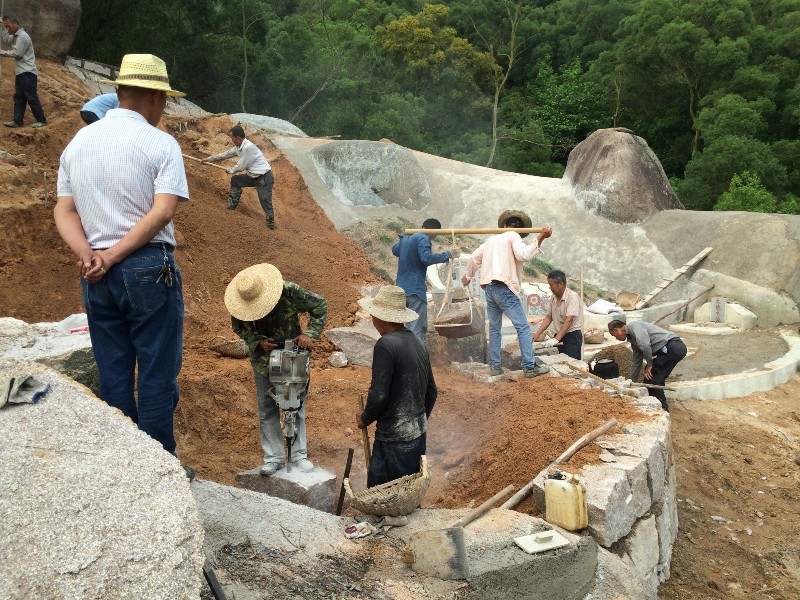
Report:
523,257,554,278
378,234,393,245
370,266,394,283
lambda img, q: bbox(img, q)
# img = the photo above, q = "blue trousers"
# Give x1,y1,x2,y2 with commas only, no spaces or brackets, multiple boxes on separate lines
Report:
405,294,427,343
14,72,46,125
81,245,184,453
485,282,535,370
368,433,426,488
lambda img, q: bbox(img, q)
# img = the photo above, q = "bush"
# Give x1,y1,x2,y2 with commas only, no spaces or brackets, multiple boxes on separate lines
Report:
714,172,777,213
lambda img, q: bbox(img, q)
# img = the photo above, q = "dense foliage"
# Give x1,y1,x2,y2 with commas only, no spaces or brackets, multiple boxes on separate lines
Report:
73,0,800,213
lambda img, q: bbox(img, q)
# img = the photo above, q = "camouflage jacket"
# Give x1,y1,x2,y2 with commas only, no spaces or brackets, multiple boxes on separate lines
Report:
231,281,327,376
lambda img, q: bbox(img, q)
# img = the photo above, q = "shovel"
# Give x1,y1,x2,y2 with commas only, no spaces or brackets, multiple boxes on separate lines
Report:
409,484,514,580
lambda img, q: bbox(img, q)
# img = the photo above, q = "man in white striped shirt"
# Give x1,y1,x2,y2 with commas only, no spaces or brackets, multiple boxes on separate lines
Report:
203,124,276,229
54,54,189,455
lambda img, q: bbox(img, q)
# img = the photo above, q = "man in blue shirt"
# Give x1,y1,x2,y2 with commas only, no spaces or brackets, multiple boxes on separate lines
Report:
80,93,119,124
392,218,457,343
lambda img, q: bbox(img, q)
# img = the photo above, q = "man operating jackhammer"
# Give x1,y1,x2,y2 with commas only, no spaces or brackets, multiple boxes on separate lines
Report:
355,285,437,487
202,124,276,229
225,263,327,475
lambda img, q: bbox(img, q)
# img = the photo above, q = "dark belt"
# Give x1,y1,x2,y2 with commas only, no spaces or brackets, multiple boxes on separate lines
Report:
146,242,175,252
489,280,505,286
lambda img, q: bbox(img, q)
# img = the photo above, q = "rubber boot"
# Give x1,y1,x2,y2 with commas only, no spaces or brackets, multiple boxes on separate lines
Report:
227,187,242,210
266,211,275,230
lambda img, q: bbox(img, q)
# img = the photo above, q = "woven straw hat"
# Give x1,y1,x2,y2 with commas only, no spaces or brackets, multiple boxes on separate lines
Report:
101,54,185,97
224,263,283,321
497,209,532,238
358,286,419,323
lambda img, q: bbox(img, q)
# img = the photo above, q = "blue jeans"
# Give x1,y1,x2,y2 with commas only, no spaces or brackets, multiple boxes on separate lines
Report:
14,72,46,125
368,433,426,488
405,294,427,343
81,245,184,453
485,282,535,370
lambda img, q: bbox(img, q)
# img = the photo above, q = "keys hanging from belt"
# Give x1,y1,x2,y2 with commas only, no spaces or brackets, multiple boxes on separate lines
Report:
155,245,174,287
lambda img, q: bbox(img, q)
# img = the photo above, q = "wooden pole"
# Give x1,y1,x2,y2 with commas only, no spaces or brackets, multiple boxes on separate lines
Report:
335,448,355,516
579,265,585,361
501,418,617,510
452,484,515,528
404,227,542,235
359,394,371,473
654,285,715,325
630,382,677,391
182,153,230,172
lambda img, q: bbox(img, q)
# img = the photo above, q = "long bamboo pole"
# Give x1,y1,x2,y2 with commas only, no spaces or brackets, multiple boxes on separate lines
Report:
404,227,542,235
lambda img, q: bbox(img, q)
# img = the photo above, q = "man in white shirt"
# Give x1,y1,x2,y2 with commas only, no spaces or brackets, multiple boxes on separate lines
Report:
0,15,47,128
533,270,583,360
54,54,189,456
462,210,552,378
203,125,276,229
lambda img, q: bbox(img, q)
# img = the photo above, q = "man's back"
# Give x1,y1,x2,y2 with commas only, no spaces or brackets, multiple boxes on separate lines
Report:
363,329,437,442
58,108,187,248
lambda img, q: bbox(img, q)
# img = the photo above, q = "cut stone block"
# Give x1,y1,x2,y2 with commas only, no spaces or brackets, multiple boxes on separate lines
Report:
324,326,379,367
609,456,651,519
617,514,660,597
694,300,757,330
654,466,678,582
236,466,337,513
581,463,636,547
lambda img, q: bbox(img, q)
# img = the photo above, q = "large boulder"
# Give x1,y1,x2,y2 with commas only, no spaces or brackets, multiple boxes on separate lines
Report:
312,141,432,210
2,0,81,58
564,128,684,223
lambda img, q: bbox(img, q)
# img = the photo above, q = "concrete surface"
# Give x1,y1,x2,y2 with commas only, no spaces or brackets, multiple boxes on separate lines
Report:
0,361,205,598
236,465,337,513
694,299,758,330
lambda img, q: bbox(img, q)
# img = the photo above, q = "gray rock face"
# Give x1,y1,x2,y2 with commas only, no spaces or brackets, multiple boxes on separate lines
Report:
230,113,308,137
565,128,684,223
324,326,379,367
312,141,432,210
0,362,205,598
2,0,81,58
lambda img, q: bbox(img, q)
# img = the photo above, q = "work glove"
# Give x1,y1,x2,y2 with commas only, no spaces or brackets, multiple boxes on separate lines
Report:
227,167,235,174
543,337,559,347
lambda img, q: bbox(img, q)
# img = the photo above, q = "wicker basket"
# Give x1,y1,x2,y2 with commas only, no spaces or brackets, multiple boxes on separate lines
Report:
207,336,249,359
616,291,641,311
343,456,431,516
584,328,606,344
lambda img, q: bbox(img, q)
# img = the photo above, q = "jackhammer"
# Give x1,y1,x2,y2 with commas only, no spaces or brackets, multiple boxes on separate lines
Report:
266,339,310,472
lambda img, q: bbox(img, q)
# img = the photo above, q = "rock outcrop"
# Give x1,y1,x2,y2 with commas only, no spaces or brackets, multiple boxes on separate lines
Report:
2,0,81,58
565,128,684,223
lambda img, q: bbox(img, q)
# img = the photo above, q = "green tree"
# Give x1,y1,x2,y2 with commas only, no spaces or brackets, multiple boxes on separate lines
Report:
714,172,777,213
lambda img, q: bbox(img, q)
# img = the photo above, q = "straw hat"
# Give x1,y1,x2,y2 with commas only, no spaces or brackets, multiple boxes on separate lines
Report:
358,286,419,323
101,54,185,97
224,264,283,321
497,209,532,238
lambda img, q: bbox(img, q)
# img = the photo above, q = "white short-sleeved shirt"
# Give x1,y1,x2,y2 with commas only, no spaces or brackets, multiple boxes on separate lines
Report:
57,108,189,249
549,287,582,333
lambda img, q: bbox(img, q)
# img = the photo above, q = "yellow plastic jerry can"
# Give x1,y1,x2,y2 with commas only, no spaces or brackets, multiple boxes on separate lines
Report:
544,471,588,531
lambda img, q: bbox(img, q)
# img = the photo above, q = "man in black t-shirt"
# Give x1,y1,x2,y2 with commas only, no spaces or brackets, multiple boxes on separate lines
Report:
356,285,438,487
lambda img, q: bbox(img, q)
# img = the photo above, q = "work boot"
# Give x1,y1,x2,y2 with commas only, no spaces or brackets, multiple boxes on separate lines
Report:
3,121,20,128
266,212,275,230
289,458,314,473
259,462,285,476
523,363,551,378
31,121,47,128
489,366,503,376
227,187,242,210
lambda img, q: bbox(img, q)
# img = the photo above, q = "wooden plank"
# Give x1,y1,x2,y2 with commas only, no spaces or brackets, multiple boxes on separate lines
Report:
636,247,712,309
405,227,542,235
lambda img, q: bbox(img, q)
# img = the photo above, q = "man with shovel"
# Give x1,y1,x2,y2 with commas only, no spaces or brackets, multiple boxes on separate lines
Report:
202,124,276,229
607,319,687,411
461,210,552,378
355,285,437,487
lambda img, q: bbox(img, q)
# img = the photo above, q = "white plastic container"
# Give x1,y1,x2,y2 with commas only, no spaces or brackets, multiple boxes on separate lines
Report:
544,471,588,531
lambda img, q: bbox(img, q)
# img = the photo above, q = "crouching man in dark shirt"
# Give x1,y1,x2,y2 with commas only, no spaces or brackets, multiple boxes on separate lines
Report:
356,285,437,487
